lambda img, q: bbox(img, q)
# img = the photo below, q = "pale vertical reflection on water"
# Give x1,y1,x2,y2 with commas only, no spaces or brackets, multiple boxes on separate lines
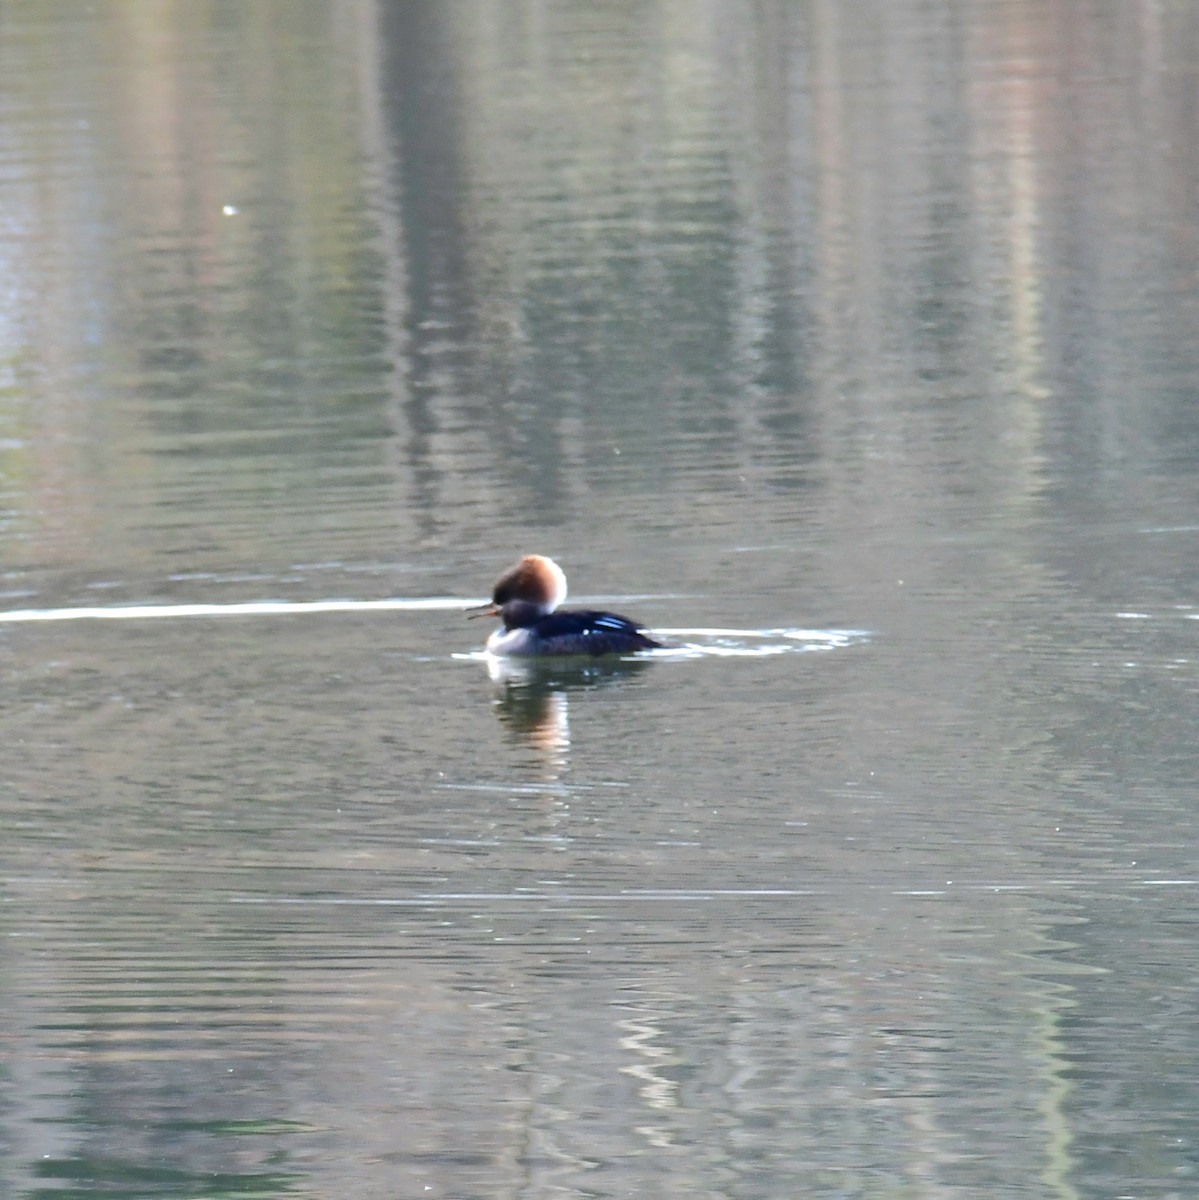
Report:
2,2,1199,1199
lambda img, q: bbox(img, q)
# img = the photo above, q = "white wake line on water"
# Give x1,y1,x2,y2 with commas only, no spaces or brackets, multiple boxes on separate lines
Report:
652,628,869,654
220,877,1199,905
452,628,869,664
0,592,691,624
0,608,871,659
0,598,478,622
654,627,866,641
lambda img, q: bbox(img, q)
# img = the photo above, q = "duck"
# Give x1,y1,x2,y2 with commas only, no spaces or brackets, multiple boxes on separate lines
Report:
469,554,662,656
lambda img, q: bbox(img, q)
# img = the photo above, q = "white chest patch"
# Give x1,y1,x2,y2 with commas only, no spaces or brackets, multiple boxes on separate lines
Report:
486,627,536,656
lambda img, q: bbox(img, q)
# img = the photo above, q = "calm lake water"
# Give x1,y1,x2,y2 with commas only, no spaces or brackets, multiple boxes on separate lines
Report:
2,2,1198,1197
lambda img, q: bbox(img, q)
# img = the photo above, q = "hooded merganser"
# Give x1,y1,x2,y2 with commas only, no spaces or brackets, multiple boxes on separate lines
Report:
468,554,662,656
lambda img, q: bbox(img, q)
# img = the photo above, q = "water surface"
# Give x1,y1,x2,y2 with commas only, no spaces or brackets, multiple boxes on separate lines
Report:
2,2,1198,1197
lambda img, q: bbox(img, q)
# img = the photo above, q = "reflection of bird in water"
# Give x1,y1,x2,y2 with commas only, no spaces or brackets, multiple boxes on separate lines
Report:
488,655,658,759
468,555,662,656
